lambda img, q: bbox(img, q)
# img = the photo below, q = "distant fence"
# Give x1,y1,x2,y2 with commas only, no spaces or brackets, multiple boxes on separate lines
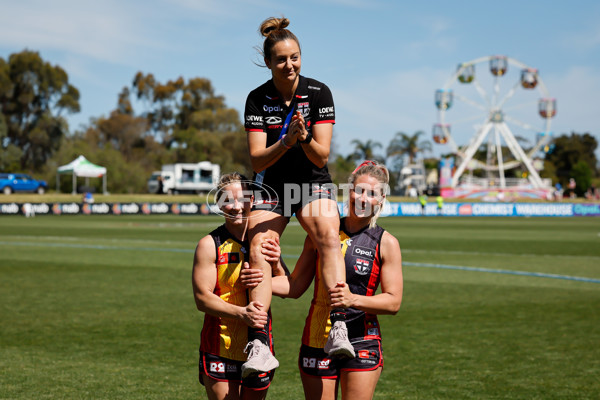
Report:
1,202,600,217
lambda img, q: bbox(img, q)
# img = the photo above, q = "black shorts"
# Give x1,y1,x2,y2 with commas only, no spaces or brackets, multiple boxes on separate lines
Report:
199,351,275,390
253,182,337,218
298,340,383,379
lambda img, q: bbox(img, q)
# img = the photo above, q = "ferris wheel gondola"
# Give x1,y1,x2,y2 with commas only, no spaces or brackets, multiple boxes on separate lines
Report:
434,55,556,190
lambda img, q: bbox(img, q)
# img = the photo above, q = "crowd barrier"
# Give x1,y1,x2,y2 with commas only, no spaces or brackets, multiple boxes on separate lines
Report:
1,202,599,217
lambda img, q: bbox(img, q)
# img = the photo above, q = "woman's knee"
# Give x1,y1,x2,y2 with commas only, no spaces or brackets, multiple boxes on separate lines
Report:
313,226,340,252
249,232,278,267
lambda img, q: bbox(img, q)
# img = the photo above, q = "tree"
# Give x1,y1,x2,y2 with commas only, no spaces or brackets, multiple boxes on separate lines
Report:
0,50,80,171
328,154,357,187
541,132,598,195
386,130,432,165
350,139,384,162
571,160,593,196
127,72,252,175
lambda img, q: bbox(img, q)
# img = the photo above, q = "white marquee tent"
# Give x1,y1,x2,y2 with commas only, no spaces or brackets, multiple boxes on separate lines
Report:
56,155,107,194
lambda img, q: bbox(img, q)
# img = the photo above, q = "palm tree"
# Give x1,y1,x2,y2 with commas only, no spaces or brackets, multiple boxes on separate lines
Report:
350,139,383,162
386,130,432,165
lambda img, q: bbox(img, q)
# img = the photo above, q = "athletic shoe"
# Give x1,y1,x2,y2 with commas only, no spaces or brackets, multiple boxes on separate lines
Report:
324,321,355,358
241,339,279,378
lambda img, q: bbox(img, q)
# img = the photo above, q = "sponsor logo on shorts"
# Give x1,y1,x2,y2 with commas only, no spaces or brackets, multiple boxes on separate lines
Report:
317,359,330,370
226,364,238,373
358,350,370,359
360,359,377,365
302,357,317,368
209,362,225,373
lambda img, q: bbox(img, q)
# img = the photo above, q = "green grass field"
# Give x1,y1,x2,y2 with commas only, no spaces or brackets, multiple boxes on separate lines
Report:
1,215,599,399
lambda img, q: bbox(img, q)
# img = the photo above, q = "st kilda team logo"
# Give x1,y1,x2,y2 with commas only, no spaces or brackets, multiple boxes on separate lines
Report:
354,258,371,275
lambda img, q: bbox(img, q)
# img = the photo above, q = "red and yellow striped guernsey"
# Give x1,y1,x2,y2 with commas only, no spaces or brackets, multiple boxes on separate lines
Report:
200,224,252,361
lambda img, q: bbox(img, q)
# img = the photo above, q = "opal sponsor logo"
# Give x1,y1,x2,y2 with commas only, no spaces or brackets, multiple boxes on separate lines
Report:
574,204,600,216
353,246,374,260
263,105,282,113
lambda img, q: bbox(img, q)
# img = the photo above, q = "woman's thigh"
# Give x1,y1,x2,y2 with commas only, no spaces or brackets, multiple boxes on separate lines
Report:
340,367,382,400
301,373,339,400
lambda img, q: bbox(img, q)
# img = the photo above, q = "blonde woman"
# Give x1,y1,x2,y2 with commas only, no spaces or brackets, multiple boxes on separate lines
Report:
244,161,404,399
192,173,287,400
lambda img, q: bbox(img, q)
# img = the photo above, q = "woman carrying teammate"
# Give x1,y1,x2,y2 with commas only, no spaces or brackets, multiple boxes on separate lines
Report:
192,173,287,400
242,16,353,377
243,161,404,399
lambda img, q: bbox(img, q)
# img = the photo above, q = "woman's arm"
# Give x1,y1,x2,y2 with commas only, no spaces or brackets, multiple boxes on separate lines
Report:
273,236,318,298
247,131,292,173
329,231,403,315
290,112,332,168
192,235,268,328
261,237,290,277
241,236,318,299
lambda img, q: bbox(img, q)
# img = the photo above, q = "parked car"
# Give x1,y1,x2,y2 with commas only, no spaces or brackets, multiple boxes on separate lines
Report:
0,173,48,195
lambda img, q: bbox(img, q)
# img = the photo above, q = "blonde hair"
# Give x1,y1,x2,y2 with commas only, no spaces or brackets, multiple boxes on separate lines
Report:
348,161,390,228
217,172,249,192
258,16,301,62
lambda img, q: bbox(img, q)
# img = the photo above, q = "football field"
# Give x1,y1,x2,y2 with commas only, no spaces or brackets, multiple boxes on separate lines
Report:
1,215,599,399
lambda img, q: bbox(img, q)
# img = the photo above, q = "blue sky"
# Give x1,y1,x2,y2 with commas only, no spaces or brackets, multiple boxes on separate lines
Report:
1,0,599,160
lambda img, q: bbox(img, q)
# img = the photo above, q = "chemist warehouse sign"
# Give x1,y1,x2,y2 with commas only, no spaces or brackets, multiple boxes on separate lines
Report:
336,202,600,217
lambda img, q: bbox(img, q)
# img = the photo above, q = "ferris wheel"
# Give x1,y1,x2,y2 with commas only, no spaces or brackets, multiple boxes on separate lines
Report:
434,55,556,189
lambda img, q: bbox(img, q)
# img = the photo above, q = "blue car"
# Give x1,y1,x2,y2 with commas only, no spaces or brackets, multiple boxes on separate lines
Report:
0,173,48,195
